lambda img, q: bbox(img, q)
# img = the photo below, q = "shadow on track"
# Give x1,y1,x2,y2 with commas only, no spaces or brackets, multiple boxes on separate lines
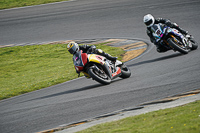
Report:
17,77,125,104
36,78,124,101
128,53,182,67
18,84,103,103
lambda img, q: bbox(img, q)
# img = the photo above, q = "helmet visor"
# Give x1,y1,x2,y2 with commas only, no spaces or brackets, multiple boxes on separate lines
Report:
68,45,77,54
145,19,153,26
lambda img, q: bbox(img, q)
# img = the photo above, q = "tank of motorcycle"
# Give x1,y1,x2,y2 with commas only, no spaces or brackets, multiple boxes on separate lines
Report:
167,28,185,39
88,54,106,65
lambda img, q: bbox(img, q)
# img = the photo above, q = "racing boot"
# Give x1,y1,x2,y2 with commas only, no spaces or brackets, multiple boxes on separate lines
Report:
156,44,168,53
177,27,188,35
180,29,188,35
105,53,117,62
96,49,117,62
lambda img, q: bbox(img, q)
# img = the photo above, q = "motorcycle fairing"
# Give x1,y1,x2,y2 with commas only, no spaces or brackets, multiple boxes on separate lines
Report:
167,28,189,47
112,67,121,77
73,50,88,72
167,28,184,39
88,54,105,65
81,52,88,66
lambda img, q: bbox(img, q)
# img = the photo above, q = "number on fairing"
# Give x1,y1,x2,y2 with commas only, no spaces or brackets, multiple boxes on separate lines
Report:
156,29,162,36
151,24,162,38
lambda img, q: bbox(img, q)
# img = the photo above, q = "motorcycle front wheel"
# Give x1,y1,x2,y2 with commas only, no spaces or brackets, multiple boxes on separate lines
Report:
190,38,198,50
167,38,189,54
119,64,131,79
88,67,111,85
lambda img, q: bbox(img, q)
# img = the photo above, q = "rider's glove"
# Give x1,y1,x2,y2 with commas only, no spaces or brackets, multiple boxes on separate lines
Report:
88,48,94,53
87,45,96,53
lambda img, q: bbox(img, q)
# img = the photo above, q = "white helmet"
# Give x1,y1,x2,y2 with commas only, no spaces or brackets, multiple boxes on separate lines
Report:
143,14,155,27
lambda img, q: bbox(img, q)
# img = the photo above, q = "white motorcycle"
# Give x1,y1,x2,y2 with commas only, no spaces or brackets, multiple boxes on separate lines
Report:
151,23,198,54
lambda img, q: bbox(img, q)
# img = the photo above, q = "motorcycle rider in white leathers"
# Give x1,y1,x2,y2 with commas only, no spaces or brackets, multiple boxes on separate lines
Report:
143,14,188,53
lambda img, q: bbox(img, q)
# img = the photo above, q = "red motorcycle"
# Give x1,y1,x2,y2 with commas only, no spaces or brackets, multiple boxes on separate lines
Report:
73,50,131,85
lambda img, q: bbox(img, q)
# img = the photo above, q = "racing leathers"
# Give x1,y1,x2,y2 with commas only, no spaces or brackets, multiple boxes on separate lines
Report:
146,18,188,52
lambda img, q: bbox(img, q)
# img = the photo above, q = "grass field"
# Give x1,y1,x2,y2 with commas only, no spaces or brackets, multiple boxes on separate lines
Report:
0,43,125,100
0,0,68,10
77,100,200,133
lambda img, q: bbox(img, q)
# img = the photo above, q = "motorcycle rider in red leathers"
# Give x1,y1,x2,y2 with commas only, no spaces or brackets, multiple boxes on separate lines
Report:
67,41,117,74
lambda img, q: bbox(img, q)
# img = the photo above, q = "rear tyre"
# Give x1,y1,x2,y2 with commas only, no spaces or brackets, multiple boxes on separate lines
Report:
88,67,111,85
167,38,189,54
119,64,131,79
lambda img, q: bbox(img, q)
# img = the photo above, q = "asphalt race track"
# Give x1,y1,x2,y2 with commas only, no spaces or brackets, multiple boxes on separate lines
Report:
0,0,200,132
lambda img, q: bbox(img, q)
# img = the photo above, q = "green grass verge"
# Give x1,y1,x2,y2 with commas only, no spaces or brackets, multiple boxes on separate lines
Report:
77,100,200,133
0,0,68,10
0,43,125,100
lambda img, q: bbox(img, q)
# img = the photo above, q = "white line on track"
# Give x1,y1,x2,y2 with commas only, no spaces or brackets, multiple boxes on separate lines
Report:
0,0,76,12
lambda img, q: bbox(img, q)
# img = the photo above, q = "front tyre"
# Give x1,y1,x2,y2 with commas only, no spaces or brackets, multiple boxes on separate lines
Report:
88,67,111,85
190,38,198,50
167,38,189,54
119,64,131,79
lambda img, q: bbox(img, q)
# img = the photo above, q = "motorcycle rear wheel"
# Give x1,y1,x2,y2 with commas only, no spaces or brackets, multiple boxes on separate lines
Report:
88,67,111,85
167,38,189,54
